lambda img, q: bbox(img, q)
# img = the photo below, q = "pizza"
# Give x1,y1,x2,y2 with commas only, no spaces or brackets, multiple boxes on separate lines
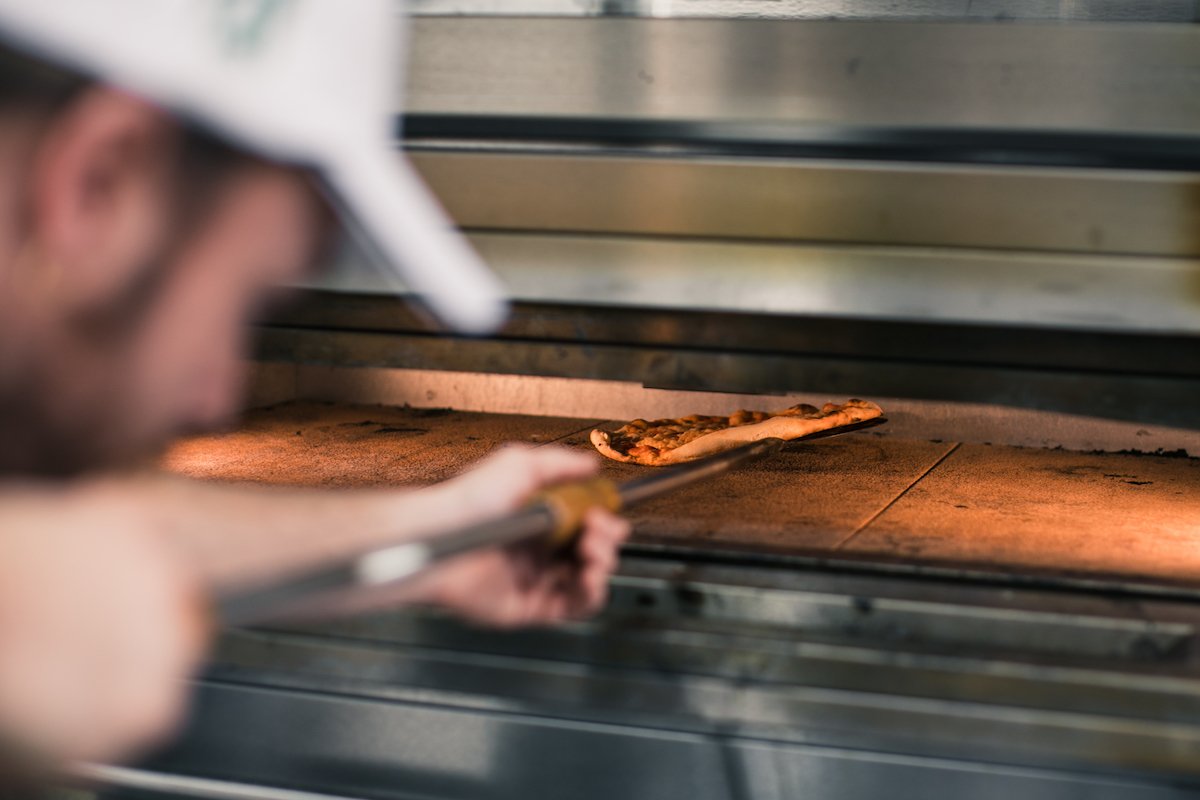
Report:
590,399,883,466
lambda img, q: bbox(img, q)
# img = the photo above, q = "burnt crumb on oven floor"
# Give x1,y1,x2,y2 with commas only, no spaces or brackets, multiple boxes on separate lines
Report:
1090,447,1194,459
407,407,455,418
161,401,1200,585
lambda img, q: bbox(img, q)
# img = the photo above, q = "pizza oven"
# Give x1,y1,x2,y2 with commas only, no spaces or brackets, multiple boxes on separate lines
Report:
95,5,1200,800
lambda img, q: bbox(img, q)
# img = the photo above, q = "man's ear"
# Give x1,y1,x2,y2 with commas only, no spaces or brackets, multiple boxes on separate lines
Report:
24,87,177,312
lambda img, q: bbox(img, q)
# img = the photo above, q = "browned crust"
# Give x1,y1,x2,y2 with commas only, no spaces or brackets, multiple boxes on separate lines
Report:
590,428,637,463
590,399,883,466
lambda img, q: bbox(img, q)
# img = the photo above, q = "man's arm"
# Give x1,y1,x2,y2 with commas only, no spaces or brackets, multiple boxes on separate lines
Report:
0,483,207,764
143,444,629,624
0,445,629,764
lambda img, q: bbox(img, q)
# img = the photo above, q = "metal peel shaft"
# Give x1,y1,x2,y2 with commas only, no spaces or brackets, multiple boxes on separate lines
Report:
217,419,884,626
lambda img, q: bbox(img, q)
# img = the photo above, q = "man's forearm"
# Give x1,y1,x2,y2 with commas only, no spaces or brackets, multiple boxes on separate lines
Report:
85,473,476,593
0,444,624,630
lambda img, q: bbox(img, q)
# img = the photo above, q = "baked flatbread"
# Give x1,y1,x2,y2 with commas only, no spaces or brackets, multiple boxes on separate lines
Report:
590,399,883,466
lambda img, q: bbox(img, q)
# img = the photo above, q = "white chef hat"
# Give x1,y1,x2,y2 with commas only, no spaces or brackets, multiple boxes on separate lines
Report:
0,0,508,335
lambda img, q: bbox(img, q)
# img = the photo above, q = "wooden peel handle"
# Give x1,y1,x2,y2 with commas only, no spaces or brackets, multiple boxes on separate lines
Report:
531,477,624,547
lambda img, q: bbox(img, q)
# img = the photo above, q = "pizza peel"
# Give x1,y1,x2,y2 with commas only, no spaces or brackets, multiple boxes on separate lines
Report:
217,416,887,626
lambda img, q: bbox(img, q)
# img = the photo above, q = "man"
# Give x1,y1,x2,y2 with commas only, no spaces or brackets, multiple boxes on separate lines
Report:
0,0,630,770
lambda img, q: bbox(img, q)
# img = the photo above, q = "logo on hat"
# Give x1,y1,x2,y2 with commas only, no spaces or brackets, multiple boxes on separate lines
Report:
213,0,295,57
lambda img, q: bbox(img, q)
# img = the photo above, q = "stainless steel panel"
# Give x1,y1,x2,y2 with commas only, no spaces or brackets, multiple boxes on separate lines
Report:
271,288,1200,379
81,765,367,800
183,623,1200,783
136,557,1200,798
407,18,1200,136
323,229,1200,331
143,683,1200,800
407,152,1200,257
243,558,1200,717
468,234,1200,331
154,683,736,800
410,0,1199,22
603,576,1196,659
185,554,1200,780
733,741,1198,800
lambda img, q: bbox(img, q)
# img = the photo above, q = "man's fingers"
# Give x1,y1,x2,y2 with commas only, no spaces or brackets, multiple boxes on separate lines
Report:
587,508,630,547
490,563,573,629
577,544,613,609
533,574,573,625
504,446,601,509
412,470,630,628
484,443,599,485
579,509,630,570
455,445,602,520
535,447,601,483
566,509,631,617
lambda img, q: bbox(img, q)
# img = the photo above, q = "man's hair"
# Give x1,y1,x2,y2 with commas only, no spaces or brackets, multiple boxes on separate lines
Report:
0,38,256,338
0,37,250,188
0,38,86,111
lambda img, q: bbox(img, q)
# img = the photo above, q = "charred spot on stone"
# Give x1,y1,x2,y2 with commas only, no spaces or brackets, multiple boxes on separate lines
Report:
1130,636,1165,660
1088,447,1193,459
410,408,454,418
675,586,706,609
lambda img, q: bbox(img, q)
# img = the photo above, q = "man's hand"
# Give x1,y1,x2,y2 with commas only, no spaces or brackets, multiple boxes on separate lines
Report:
0,486,208,764
412,504,627,627
422,445,631,626
357,445,631,628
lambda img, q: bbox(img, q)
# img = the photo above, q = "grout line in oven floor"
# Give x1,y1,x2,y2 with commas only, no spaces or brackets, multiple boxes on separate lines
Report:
538,422,608,448
832,441,963,550
544,422,604,448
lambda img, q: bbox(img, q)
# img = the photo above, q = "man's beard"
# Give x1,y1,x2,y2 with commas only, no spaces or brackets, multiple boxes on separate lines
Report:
0,364,161,478
0,130,259,479
0,253,185,478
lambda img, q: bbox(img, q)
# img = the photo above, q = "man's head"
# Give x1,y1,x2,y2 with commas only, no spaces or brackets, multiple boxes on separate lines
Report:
0,46,333,476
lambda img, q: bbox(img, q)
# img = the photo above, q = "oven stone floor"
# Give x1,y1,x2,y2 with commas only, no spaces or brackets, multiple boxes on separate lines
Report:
162,401,1200,585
